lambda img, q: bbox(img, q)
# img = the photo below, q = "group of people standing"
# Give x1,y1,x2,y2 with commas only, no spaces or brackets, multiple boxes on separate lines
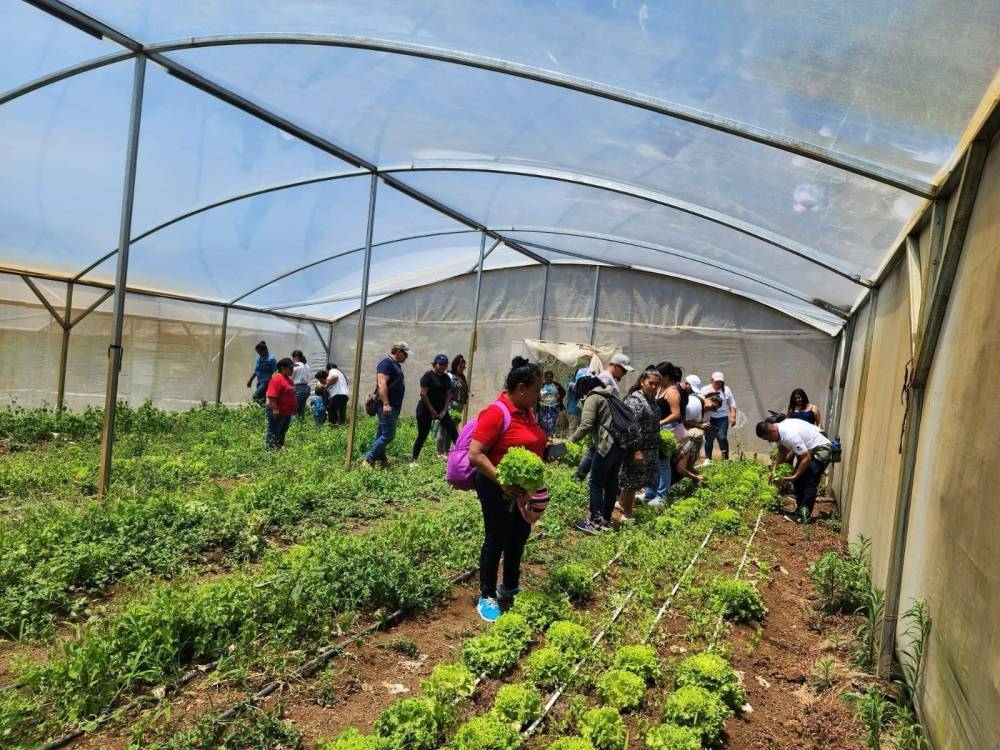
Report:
361,342,471,468
246,340,349,450
563,356,739,533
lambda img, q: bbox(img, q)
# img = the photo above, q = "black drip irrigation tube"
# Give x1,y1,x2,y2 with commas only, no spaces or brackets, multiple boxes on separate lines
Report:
522,527,716,740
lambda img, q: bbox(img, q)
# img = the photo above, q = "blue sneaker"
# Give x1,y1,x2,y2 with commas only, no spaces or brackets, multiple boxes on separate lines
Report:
477,596,501,622
574,519,599,536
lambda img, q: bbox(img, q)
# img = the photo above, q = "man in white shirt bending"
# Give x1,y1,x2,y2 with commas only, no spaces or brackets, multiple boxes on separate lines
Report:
756,418,833,524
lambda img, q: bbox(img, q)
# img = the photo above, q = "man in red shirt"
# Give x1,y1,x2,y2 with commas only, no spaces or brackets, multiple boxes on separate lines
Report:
265,357,297,449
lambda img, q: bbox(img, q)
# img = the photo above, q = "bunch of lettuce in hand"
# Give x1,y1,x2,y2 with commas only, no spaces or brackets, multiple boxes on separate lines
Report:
659,429,678,458
496,446,545,493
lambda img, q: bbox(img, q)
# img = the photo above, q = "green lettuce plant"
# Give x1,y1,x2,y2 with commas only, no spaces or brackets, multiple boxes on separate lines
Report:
492,613,533,651
420,663,475,703
462,635,520,677
711,579,767,622
524,646,572,689
496,447,545,492
578,707,627,750
612,644,661,683
644,723,702,750
708,508,743,534
659,429,678,457
447,715,524,749
549,564,594,601
545,620,591,658
491,683,542,729
674,652,745,711
596,668,646,712
546,739,595,750
373,697,451,750
510,591,570,630
318,727,377,750
661,685,728,745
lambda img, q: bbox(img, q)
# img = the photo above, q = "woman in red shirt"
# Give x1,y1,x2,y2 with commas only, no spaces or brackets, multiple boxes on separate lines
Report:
468,361,547,622
265,358,297,449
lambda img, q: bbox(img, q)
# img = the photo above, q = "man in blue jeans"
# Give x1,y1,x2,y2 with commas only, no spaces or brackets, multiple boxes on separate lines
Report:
363,341,410,467
756,418,832,523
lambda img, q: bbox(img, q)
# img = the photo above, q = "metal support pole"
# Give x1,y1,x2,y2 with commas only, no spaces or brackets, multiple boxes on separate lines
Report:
214,306,229,405
829,314,857,439
463,232,491,423
97,55,145,501
841,288,879,537
588,266,601,345
878,141,988,677
344,174,379,468
56,282,74,413
326,323,334,365
538,263,550,339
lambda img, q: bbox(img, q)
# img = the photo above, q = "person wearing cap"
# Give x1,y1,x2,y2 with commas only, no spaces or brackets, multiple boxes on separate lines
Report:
362,341,410,467
264,358,296,449
682,375,719,471
576,352,635,481
701,371,737,461
246,340,277,405
412,354,458,463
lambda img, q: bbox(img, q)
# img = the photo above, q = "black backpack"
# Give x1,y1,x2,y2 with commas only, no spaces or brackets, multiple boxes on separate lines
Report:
594,392,642,451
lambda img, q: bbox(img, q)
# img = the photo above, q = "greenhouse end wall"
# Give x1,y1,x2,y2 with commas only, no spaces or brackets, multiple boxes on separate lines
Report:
837,131,1000,749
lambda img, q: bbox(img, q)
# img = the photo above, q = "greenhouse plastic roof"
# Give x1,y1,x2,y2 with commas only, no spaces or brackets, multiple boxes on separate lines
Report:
2,0,998,334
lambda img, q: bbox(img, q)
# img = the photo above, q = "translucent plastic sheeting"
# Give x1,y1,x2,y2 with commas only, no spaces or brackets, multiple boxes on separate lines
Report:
130,64,359,241
506,230,856,324
168,44,925,280
240,232,492,312
81,176,469,303
276,294,390,323
0,0,120,96
0,60,132,277
483,244,539,273
69,1,1000,183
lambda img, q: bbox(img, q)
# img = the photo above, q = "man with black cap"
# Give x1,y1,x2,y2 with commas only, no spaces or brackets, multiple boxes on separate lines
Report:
264,357,296,449
411,353,458,464
363,341,411,467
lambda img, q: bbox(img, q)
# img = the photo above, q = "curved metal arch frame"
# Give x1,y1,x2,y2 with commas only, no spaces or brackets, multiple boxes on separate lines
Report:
71,162,864,314
499,227,851,318
380,162,870,285
141,33,935,199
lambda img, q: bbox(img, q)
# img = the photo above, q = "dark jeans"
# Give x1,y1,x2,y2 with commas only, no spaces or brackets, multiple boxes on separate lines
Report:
327,394,348,425
475,470,532,600
588,446,623,522
413,405,458,460
365,406,400,462
576,445,595,480
704,416,730,459
265,407,291,449
793,457,828,517
252,378,270,404
294,383,310,418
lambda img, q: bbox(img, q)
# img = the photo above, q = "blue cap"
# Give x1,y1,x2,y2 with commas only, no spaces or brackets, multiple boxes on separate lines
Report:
433,353,449,365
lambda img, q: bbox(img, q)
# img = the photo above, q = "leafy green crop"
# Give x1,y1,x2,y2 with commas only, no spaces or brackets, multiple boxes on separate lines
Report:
524,647,572,689
675,652,745,711
447,715,523,749
546,739,595,750
496,447,545,492
774,463,794,478
644,723,702,750
491,613,533,651
373,697,451,750
420,663,475,704
612,644,661,683
561,440,585,468
548,564,593,601
318,727,377,750
659,429,678,457
462,635,520,678
509,591,570,630
661,685,728,745
708,508,743,534
808,537,872,614
578,707,627,750
596,668,646,712
545,621,591,658
491,683,542,729
711,579,767,622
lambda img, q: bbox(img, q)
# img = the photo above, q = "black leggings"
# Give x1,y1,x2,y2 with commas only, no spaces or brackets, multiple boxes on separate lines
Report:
475,470,532,599
294,383,310,418
327,394,348,425
413,405,457,459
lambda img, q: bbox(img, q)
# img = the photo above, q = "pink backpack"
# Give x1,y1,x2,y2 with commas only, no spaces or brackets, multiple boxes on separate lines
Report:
445,400,512,490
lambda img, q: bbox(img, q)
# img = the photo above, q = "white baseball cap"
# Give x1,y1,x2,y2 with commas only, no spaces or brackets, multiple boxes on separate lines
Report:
711,371,725,382
609,353,634,372
685,374,702,391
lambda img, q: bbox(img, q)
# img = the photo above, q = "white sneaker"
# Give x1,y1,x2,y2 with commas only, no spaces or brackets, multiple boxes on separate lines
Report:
699,459,711,467
408,461,419,468
647,498,665,508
